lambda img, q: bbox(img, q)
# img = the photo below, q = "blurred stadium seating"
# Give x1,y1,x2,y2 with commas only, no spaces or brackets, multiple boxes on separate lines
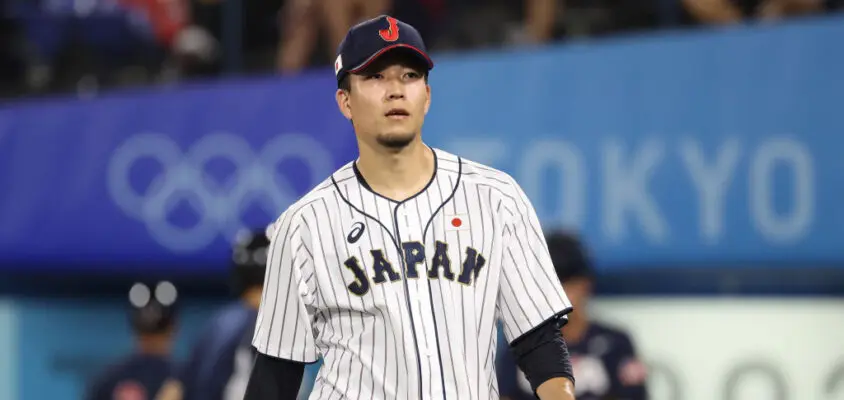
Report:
0,1,843,399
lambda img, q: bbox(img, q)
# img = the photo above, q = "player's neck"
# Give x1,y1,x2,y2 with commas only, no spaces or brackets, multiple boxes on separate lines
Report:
137,334,172,357
242,287,262,311
356,139,434,201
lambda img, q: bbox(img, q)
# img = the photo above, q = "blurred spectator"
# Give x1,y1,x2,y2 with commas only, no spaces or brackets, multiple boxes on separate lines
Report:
1,0,841,100
524,0,558,43
182,0,285,76
8,0,186,95
169,22,221,79
276,0,391,74
391,0,446,46
432,0,534,50
0,14,28,98
84,282,180,400
157,228,271,400
121,0,189,49
497,231,648,400
433,0,659,51
683,0,824,23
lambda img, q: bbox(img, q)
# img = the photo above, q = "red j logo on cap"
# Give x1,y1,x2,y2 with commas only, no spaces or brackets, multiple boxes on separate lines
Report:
379,17,400,42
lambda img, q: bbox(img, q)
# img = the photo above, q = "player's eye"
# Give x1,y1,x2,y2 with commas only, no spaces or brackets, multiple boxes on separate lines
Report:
364,73,383,80
404,71,421,79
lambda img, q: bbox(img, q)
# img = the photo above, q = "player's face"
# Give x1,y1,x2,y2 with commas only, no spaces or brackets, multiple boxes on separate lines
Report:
562,277,593,309
336,52,431,150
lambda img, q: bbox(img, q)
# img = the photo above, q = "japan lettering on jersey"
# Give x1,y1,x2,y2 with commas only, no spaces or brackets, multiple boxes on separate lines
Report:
252,149,573,400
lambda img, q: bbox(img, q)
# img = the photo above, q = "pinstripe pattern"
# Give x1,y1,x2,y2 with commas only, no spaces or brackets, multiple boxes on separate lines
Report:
252,149,572,399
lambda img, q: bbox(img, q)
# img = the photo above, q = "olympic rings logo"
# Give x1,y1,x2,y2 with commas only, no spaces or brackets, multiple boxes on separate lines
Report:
107,132,334,252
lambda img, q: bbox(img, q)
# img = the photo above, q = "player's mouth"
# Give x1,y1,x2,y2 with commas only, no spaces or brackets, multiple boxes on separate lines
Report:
385,108,410,120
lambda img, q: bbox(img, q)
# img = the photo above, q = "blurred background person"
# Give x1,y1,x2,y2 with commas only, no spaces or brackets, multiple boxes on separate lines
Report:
682,0,826,23
6,0,189,96
498,231,648,400
276,0,392,74
5,0,839,99
84,282,180,400
158,228,271,400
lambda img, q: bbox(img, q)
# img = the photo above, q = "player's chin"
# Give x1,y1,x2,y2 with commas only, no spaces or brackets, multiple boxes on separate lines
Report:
376,132,416,149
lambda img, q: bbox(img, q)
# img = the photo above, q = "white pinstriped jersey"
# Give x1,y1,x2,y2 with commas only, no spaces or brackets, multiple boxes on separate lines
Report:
252,148,573,400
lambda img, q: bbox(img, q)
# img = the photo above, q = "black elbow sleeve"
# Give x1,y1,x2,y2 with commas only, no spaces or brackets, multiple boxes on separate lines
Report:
511,317,574,394
244,352,306,400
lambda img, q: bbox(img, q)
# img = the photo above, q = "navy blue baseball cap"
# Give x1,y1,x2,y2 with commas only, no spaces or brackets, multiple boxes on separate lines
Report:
334,15,434,84
128,281,178,334
230,228,270,295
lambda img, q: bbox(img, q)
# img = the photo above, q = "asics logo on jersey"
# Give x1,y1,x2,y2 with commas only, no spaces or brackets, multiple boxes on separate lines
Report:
107,132,333,252
343,240,487,296
347,222,365,243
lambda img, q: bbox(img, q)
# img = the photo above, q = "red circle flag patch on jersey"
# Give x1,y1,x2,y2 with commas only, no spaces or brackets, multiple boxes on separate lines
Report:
446,214,469,231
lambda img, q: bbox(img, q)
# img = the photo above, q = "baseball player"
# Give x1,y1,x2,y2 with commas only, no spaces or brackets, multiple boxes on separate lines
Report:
85,282,179,400
498,232,648,400
157,228,315,400
245,15,576,400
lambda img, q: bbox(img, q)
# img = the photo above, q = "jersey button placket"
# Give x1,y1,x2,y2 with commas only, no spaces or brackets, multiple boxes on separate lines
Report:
392,203,427,399
400,208,425,353
407,209,434,366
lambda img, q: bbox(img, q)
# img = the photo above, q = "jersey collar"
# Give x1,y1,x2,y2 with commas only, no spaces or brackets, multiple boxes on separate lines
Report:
351,146,439,205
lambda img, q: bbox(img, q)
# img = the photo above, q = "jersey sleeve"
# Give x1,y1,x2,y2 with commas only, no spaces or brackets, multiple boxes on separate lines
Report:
252,209,320,363
497,179,573,344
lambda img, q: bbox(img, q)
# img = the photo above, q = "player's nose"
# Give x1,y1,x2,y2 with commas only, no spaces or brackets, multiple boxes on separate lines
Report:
386,90,405,101
384,80,405,101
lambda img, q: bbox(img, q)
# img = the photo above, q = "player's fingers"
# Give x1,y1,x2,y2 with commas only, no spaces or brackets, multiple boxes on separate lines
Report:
153,379,184,400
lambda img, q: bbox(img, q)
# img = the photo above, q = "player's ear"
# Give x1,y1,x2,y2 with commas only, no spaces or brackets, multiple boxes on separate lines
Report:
424,83,431,115
336,88,353,120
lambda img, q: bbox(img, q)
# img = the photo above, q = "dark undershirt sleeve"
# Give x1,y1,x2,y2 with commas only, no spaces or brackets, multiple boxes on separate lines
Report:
243,352,306,400
510,316,574,396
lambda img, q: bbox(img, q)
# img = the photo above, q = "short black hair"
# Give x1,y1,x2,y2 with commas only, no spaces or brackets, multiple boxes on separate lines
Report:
231,229,270,295
130,301,176,335
338,75,351,92
546,231,595,284
128,281,178,335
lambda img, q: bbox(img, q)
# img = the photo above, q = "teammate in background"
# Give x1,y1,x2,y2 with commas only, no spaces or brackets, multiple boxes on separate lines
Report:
85,281,179,400
159,228,314,400
245,15,575,400
498,231,649,400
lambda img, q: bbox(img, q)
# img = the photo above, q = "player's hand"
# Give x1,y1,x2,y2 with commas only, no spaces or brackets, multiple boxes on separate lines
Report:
154,379,183,400
536,377,576,400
